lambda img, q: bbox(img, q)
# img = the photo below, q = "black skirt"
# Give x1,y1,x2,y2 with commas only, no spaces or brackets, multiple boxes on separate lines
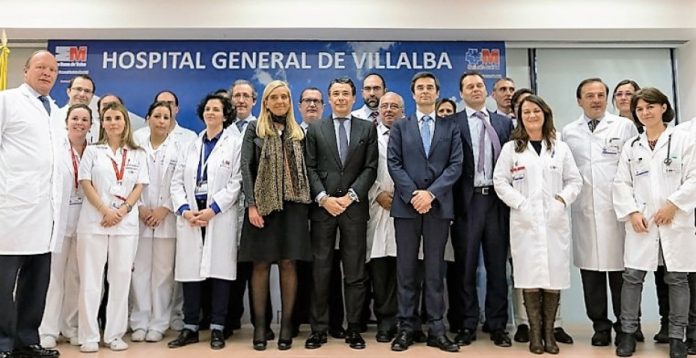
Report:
238,201,311,262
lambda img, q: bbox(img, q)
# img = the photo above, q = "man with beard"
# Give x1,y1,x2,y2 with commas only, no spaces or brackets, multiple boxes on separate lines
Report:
352,73,386,124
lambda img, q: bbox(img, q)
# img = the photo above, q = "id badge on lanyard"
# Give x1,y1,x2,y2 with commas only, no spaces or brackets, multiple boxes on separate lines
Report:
69,146,83,205
109,148,128,203
196,144,211,197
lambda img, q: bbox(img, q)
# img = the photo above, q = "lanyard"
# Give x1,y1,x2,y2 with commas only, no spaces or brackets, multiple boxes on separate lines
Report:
111,148,128,183
198,143,212,184
69,146,80,189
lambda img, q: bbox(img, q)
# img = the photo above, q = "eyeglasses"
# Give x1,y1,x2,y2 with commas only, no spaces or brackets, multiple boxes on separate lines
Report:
301,98,323,105
232,93,254,100
70,87,93,95
379,103,401,110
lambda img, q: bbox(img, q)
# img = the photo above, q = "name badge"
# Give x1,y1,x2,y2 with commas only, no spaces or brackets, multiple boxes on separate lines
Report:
69,194,84,206
195,181,209,196
110,183,128,199
634,168,649,177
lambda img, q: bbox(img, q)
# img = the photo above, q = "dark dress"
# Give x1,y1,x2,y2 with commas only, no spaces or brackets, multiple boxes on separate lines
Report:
237,121,311,262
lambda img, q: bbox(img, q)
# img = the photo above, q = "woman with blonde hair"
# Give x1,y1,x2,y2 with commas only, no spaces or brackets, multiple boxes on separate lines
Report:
238,80,312,351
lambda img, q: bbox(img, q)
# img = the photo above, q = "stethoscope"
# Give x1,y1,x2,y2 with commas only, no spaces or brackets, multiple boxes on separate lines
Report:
630,133,673,166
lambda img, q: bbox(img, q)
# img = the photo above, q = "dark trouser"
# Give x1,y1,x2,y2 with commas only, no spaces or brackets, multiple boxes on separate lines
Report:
395,215,450,336
687,273,696,339
292,260,313,329
580,269,623,333
225,262,273,331
293,256,346,331
446,261,464,332
451,193,509,331
310,216,367,333
655,266,671,325
369,257,397,332
329,250,346,330
0,253,51,351
183,278,231,328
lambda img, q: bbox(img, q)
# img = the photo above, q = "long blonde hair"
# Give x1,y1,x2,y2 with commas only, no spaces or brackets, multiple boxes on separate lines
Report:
256,80,304,141
97,102,140,150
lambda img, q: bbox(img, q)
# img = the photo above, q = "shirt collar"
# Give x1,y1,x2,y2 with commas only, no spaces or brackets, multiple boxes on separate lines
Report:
583,112,606,123
203,130,223,143
416,110,436,122
332,113,351,120
465,106,488,119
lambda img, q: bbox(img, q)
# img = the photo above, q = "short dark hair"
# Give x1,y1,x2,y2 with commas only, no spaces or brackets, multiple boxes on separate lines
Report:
154,90,179,106
612,79,641,99
459,71,485,91
146,100,173,119
576,78,609,99
630,87,675,124
364,72,386,90
299,87,323,103
410,71,440,94
197,93,236,129
68,75,96,93
97,94,124,115
436,98,457,113
65,103,93,124
512,88,534,111
327,77,356,96
213,88,230,98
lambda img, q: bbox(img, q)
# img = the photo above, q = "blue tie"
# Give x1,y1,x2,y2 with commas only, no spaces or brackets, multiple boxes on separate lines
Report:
38,96,51,116
236,119,247,132
338,118,349,164
420,115,432,155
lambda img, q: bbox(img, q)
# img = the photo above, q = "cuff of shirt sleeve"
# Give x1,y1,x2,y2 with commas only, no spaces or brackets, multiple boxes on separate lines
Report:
315,191,328,203
177,204,191,216
348,188,360,203
211,201,221,214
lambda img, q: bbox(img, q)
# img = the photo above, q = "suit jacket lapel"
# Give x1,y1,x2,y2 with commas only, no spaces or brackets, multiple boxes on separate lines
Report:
428,115,445,157
409,114,428,158
322,118,343,168
460,113,473,150
345,116,362,165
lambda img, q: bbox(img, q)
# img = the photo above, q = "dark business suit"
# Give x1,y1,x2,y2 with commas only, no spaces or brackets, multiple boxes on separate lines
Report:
451,110,513,332
387,113,463,336
305,115,378,333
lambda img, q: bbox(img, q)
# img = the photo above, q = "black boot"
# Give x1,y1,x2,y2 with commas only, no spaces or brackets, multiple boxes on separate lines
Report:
542,291,560,354
670,338,687,358
615,332,636,357
523,291,543,354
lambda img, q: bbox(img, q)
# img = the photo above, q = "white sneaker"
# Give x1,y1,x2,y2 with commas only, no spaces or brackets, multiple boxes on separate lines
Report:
69,336,80,346
145,330,164,342
40,335,57,349
80,342,99,353
109,338,129,351
131,329,146,342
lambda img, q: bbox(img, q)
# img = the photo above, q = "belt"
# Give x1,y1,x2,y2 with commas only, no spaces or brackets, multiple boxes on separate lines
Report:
473,186,494,195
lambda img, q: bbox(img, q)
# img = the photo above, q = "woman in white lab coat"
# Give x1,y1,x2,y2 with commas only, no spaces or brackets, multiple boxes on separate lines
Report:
76,102,148,352
39,104,92,348
493,95,582,355
613,88,696,357
168,93,242,350
129,101,180,343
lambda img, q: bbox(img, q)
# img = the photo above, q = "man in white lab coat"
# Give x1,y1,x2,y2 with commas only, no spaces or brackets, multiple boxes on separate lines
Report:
0,50,63,358
54,75,98,143
561,78,639,346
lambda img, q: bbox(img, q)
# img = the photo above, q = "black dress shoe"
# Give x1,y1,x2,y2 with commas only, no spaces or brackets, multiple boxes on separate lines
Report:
376,330,394,343
210,329,225,350
277,338,292,350
514,324,530,343
616,332,636,357
345,331,366,349
670,338,687,358
168,329,199,348
329,326,346,339
391,331,414,352
427,335,460,352
455,328,477,346
413,330,428,343
686,338,696,355
592,330,611,346
253,339,267,351
554,327,574,344
490,329,512,347
304,331,327,349
14,345,59,358
655,323,670,344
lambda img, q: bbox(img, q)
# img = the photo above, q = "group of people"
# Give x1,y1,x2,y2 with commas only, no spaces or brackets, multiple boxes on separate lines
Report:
1,49,696,358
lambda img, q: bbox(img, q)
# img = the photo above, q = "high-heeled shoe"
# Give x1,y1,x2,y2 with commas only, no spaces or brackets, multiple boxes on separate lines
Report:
277,338,292,350
253,339,267,351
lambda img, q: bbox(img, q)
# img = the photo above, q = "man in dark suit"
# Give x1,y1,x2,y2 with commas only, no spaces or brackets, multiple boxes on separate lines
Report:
387,72,463,353
304,77,378,350
451,71,514,347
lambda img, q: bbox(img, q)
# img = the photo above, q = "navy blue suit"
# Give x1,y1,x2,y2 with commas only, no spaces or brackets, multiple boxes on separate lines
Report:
451,110,513,332
387,113,463,336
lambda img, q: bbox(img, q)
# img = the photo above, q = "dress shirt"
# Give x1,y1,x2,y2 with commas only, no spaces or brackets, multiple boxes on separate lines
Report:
466,106,494,186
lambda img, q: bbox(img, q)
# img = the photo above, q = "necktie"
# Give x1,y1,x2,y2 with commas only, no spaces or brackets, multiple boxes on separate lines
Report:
38,96,51,116
588,119,599,132
420,115,432,155
474,111,501,173
338,118,349,164
236,119,247,132
369,111,379,125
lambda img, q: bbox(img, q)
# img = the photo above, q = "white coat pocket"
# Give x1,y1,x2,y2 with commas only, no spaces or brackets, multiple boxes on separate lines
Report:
1,177,40,207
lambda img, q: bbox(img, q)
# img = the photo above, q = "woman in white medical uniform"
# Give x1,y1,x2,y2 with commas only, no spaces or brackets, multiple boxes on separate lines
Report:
493,95,582,355
129,101,180,343
76,102,148,352
39,104,92,348
168,93,242,350
613,88,696,358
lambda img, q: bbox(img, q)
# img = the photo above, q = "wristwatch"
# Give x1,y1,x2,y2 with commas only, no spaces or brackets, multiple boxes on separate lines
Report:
348,191,359,202
121,202,133,213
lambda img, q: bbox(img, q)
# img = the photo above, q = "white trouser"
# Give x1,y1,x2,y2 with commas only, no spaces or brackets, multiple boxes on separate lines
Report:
129,236,176,333
513,287,563,327
77,233,138,344
39,234,80,339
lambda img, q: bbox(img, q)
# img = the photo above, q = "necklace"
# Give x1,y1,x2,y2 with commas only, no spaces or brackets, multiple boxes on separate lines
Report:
648,138,658,150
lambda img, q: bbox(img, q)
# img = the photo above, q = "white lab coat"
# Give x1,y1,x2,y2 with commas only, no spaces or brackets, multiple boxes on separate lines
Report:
613,127,696,272
133,123,198,150
0,84,64,254
494,139,583,289
171,129,242,282
561,112,639,270
367,124,396,261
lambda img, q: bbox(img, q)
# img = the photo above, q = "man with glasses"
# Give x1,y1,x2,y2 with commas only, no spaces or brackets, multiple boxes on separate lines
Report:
56,75,97,142
298,87,325,132
352,73,386,124
228,79,257,138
